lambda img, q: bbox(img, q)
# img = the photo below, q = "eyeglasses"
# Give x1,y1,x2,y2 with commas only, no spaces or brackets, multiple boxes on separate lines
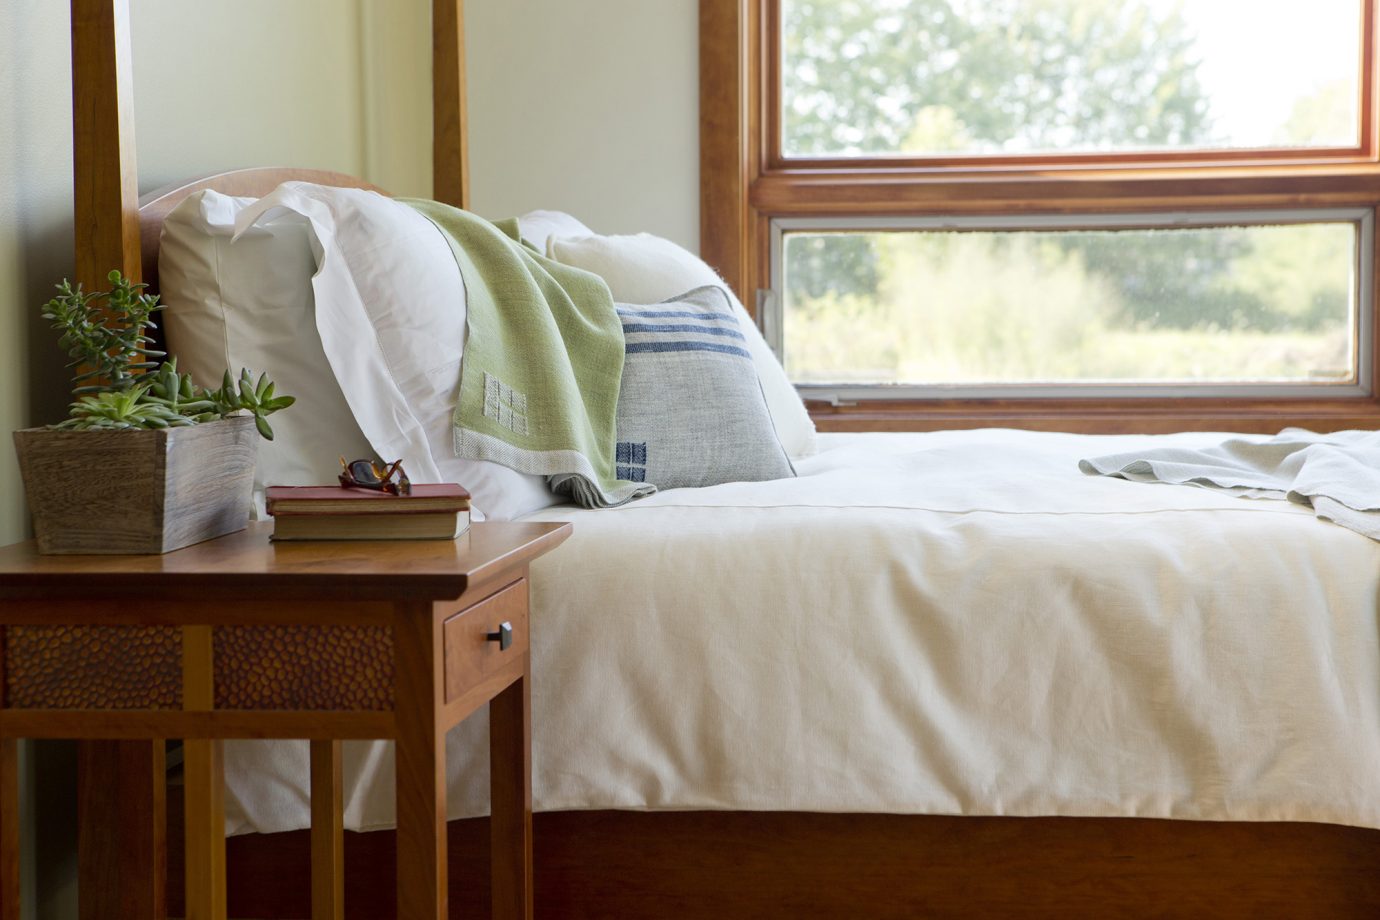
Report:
338,456,411,496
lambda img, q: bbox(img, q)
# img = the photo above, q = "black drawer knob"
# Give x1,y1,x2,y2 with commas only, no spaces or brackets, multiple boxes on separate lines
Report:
486,621,513,651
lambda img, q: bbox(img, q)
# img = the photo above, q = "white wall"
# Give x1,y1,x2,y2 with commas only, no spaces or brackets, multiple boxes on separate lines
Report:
466,0,700,250
0,1,698,913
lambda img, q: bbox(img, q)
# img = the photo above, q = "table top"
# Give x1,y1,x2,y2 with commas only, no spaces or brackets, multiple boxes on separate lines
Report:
0,521,572,602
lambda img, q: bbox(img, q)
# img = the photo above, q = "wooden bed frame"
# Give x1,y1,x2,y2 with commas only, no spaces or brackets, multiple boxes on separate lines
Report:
67,0,1380,916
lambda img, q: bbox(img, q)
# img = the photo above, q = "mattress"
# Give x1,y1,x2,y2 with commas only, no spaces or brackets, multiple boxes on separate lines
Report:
223,429,1380,835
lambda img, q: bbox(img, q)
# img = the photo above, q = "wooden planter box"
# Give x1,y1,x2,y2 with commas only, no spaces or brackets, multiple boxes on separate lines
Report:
13,416,257,554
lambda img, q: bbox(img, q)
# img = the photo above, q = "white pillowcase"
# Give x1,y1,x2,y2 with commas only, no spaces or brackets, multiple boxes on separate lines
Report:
159,190,375,501
547,232,817,459
517,210,594,254
234,182,561,521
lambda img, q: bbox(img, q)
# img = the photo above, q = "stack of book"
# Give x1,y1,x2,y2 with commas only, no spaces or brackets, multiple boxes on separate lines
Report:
265,484,471,541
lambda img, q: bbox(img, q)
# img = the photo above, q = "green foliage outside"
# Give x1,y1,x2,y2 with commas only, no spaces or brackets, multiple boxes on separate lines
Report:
786,232,1352,384
780,0,1358,384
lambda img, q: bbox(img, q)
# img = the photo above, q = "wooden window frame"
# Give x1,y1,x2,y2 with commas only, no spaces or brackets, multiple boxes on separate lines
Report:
701,0,1380,433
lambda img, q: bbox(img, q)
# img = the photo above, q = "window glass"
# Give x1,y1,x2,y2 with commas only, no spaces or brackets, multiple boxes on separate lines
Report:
781,222,1359,387
781,0,1363,157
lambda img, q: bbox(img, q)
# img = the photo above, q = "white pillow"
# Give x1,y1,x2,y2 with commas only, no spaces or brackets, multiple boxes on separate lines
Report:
547,233,818,459
159,190,375,500
235,183,561,521
517,210,594,254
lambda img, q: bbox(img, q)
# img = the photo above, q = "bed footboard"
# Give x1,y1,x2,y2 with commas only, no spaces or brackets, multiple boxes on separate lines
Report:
167,801,1380,919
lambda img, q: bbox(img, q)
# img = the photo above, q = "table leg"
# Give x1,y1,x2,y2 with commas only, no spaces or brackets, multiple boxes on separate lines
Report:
0,738,18,920
183,739,226,920
311,739,344,920
394,606,446,920
78,740,166,920
490,665,533,920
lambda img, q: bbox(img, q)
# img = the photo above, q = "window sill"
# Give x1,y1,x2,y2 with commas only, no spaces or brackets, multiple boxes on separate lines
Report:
805,398,1380,435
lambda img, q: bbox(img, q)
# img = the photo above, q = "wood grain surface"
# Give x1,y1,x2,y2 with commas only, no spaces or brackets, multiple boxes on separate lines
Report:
393,601,447,920
78,740,166,920
71,0,141,290
167,809,1380,919
12,416,256,555
699,0,753,304
431,0,470,209
0,522,572,602
182,739,225,920
0,739,17,920
489,669,533,920
310,740,344,920
442,580,527,703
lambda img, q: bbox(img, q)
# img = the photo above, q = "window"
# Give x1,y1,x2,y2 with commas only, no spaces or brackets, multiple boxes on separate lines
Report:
700,0,1380,431
780,0,1364,159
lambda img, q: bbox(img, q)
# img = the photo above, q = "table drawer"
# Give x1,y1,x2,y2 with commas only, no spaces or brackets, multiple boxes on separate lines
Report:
443,579,528,702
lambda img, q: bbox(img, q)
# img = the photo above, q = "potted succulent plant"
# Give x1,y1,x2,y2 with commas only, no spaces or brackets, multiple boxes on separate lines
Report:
13,271,294,554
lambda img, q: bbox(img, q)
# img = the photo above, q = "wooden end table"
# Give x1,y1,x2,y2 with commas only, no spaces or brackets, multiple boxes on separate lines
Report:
0,520,571,920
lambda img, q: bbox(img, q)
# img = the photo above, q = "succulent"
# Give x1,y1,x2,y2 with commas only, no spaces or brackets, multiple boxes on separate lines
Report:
208,368,297,440
41,272,294,439
41,270,165,395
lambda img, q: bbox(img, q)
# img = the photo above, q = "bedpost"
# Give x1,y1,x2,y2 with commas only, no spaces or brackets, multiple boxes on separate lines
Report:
69,2,167,919
72,0,142,286
432,0,470,208
699,0,754,305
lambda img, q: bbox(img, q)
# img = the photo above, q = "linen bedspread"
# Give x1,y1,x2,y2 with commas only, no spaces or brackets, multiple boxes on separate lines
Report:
223,429,1380,835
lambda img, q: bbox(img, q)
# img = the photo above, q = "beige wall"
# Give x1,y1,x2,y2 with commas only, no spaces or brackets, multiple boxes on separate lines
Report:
0,1,696,913
466,0,700,249
1,0,435,547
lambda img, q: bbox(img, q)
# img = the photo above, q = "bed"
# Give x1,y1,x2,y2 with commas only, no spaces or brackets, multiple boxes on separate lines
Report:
61,0,1380,917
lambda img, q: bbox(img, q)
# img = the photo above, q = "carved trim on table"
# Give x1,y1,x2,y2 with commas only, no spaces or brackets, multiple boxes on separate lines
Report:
4,625,181,709
212,626,394,711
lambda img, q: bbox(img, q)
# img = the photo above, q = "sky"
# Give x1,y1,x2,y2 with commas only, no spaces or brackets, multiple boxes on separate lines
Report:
1170,0,1361,146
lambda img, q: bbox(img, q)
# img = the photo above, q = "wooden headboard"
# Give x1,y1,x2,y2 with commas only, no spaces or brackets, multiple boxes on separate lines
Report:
137,168,387,295
76,0,467,296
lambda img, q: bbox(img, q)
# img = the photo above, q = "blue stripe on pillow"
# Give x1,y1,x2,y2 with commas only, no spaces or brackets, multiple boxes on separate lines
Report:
626,340,752,359
616,308,736,321
621,322,745,339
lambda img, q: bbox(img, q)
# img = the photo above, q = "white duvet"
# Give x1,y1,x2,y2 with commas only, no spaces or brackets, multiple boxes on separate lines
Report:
224,429,1380,835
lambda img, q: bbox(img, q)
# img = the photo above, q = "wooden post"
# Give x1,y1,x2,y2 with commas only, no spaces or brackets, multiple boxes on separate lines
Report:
394,603,447,920
72,0,142,287
0,739,17,920
70,1,165,913
182,626,225,920
0,626,16,920
310,740,345,920
77,741,167,920
432,0,470,208
699,0,753,304
489,668,533,920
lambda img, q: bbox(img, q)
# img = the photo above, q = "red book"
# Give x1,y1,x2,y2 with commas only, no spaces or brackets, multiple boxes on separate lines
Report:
265,484,470,516
265,484,471,541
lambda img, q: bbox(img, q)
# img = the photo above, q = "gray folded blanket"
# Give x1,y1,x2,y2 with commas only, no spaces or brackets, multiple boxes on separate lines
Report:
1080,428,1380,541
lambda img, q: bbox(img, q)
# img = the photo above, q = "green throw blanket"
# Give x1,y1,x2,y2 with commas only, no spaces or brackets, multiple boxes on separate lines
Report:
404,200,653,508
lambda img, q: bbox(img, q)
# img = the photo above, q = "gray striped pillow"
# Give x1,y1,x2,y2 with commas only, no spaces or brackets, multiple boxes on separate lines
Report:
614,286,794,489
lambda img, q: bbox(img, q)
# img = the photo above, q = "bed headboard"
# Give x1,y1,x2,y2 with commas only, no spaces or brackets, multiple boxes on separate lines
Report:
76,0,467,296
137,168,387,295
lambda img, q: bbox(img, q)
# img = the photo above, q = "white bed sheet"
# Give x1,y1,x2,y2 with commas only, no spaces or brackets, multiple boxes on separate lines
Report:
224,429,1380,835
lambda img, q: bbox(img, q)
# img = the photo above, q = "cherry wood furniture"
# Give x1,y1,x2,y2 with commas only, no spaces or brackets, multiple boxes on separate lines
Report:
66,0,471,911
700,0,1380,435
0,520,571,919
56,0,1380,916
167,811,1380,919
